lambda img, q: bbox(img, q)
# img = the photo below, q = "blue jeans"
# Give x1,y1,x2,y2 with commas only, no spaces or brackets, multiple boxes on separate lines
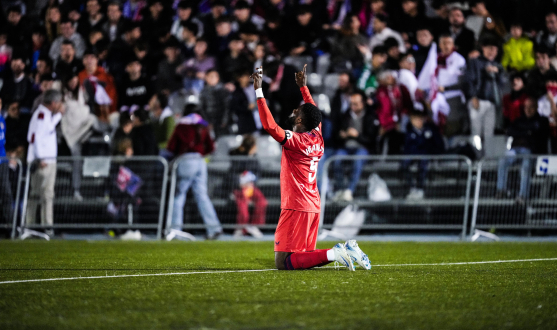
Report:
496,147,532,198
171,154,222,236
333,147,368,193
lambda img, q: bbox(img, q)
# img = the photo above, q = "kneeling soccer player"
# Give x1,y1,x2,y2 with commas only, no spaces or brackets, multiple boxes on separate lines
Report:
251,65,371,271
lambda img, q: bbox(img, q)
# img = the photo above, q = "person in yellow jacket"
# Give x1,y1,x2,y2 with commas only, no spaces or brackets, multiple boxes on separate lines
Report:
501,23,535,72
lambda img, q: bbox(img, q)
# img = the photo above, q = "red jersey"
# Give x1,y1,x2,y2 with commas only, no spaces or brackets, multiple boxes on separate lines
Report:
256,86,323,213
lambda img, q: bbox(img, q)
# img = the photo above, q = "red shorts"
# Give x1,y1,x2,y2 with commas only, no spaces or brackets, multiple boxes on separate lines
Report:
274,209,320,253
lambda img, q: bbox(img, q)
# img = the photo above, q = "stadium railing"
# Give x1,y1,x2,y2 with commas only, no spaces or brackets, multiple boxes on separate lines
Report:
319,155,474,240
0,157,23,239
18,156,168,239
166,153,282,235
470,154,557,235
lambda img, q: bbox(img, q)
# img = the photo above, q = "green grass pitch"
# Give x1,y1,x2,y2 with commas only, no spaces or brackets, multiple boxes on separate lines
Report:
0,241,556,329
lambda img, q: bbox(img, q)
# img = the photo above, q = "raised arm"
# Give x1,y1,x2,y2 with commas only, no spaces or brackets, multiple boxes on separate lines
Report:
251,67,286,143
295,64,321,131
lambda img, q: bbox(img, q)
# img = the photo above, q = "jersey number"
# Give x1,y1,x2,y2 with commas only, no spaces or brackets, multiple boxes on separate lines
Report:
309,157,319,183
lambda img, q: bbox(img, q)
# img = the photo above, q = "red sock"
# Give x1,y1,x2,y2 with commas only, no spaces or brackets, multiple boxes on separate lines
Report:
288,249,331,270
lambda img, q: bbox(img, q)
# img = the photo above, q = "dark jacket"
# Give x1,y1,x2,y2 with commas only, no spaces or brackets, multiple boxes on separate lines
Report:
526,67,557,100
508,113,550,154
155,57,183,94
231,86,258,134
55,58,84,83
452,27,476,59
199,84,230,135
130,124,159,156
0,71,36,110
335,109,379,152
466,56,507,104
404,122,445,155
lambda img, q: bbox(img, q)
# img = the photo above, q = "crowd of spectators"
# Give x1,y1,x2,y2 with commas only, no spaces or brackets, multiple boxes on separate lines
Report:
1,0,557,209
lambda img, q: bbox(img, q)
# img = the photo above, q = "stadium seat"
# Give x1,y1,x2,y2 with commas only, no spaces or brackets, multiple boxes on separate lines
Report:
323,73,340,100
308,73,323,93
315,94,331,115
316,53,331,77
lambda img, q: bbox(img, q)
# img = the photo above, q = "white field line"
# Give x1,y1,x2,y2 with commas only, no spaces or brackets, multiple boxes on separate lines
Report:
1,258,556,285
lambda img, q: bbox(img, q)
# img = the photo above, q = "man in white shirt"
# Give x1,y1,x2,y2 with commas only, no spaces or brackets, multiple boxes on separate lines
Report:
26,90,65,235
370,14,406,54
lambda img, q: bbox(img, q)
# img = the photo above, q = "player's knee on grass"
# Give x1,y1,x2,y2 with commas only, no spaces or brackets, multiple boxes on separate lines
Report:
275,252,292,270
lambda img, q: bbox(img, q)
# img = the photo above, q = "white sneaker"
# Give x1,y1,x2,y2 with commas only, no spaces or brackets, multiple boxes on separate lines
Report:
344,240,371,270
73,191,83,201
120,229,142,241
342,189,353,202
245,225,263,238
332,190,344,202
233,228,244,238
413,189,424,200
166,229,196,241
332,243,355,271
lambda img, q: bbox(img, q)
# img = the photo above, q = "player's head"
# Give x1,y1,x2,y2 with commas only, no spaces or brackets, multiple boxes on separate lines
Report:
288,102,322,132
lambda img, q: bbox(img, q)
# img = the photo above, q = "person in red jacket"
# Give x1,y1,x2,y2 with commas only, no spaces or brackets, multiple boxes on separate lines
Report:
502,73,528,128
166,106,222,240
375,70,414,154
78,49,118,120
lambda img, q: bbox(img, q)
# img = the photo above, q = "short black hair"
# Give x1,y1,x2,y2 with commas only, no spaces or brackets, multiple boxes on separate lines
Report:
481,37,499,47
300,103,322,131
372,45,388,56
154,92,168,109
183,103,199,116
383,37,400,50
374,13,389,25
62,39,75,48
235,0,250,10
134,109,150,123
181,21,199,36
7,6,22,14
177,1,194,10
535,45,551,55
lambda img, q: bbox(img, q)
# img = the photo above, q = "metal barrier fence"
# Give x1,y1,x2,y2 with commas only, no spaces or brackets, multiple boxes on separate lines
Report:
0,157,23,239
19,156,168,239
320,155,473,239
470,155,557,234
166,154,281,236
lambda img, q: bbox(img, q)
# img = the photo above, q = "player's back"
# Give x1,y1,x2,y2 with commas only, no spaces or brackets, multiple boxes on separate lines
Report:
279,127,324,213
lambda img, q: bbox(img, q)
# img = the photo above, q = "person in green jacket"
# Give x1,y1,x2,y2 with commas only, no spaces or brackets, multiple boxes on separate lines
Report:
501,23,535,72
357,45,388,97
148,93,176,153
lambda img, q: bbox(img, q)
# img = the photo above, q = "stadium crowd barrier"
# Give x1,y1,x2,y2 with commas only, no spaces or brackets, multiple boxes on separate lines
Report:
319,155,473,240
6,154,557,240
470,155,557,235
0,157,23,239
18,156,169,239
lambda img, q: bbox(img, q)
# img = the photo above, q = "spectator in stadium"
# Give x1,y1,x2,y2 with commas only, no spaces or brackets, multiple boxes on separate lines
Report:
369,14,405,53
102,1,129,43
358,0,387,38
503,73,528,127
178,39,216,94
29,26,49,71
111,113,133,155
44,4,62,43
402,109,445,201
54,40,84,83
119,56,152,113
199,69,230,137
155,37,183,95
263,12,288,54
201,0,227,42
4,101,30,149
5,6,28,49
414,25,437,93
26,89,65,237
526,47,557,100
220,36,252,83
78,49,118,115
171,1,203,41
49,18,86,62
465,1,489,41
180,21,198,59
332,91,379,202
0,31,13,73
536,12,557,56
501,22,536,72
229,135,267,238
447,7,476,59
384,37,403,70
398,52,418,104
496,97,550,204
130,108,158,156
376,70,414,154
61,73,96,201
331,72,355,127
148,93,175,152
430,34,468,138
357,46,388,97
429,0,450,37
466,37,506,139
231,71,260,134
329,14,368,73
287,5,324,57
167,109,222,241
233,0,265,33
0,103,13,225
31,74,55,113
77,0,106,40
122,0,146,22
31,56,53,89
0,54,35,112
394,0,428,42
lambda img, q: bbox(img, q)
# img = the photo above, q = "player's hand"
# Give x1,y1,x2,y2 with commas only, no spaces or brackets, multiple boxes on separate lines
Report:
295,64,308,88
250,66,263,90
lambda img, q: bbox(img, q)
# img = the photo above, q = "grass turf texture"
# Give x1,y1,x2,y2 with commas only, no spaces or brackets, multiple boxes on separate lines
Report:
0,241,556,329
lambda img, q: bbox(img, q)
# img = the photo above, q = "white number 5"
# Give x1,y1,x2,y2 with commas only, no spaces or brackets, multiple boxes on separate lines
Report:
309,157,319,182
